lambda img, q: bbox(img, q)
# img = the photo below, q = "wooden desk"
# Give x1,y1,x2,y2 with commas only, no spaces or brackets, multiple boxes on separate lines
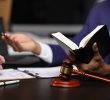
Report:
0,77,110,100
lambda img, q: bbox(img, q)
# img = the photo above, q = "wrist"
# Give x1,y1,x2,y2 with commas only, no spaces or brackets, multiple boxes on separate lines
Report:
31,41,41,55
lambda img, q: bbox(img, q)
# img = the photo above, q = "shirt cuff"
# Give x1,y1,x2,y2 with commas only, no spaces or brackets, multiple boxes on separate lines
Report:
37,42,53,63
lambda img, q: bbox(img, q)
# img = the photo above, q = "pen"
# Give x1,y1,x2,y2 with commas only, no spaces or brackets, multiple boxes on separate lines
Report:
4,80,20,85
72,69,110,83
0,82,4,86
23,70,39,77
0,80,20,86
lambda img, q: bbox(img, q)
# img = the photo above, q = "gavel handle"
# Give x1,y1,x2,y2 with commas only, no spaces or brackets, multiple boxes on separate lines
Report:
72,69,110,83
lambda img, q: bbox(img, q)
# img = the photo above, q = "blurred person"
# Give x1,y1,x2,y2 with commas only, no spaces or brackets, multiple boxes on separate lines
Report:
2,0,110,75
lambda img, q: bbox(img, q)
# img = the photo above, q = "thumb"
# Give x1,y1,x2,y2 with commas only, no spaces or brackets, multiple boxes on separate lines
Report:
92,42,100,57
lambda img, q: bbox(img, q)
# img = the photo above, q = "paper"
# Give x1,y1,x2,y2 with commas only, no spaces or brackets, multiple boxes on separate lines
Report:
18,66,60,78
0,68,35,81
18,66,78,78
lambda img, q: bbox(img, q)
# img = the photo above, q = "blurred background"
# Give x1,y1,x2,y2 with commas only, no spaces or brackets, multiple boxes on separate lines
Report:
11,0,95,35
0,0,102,55
0,0,98,35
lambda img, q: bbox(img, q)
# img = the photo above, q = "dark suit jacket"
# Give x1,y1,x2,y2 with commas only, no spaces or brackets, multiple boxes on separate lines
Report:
49,0,110,66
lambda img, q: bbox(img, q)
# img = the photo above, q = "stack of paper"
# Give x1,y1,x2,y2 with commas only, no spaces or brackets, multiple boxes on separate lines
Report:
18,66,61,78
18,66,78,78
0,68,35,81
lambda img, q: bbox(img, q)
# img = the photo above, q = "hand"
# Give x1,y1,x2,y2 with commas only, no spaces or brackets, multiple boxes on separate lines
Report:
0,55,5,70
2,32,41,55
71,43,110,76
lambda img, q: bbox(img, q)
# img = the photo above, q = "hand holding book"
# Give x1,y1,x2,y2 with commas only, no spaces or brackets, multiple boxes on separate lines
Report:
69,42,110,76
52,25,110,76
52,25,110,63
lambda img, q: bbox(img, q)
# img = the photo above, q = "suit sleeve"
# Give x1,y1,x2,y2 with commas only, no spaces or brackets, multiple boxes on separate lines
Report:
48,44,68,66
49,2,110,66
73,3,102,44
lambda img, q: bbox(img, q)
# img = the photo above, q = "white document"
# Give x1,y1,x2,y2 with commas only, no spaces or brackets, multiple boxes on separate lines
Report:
17,66,78,78
18,66,61,78
0,68,35,81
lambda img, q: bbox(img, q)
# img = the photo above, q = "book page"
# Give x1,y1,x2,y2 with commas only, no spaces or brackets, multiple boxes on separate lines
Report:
0,69,34,81
79,25,104,48
52,32,79,53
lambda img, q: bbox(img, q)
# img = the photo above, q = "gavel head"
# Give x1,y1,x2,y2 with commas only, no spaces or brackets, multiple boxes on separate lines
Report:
60,59,73,81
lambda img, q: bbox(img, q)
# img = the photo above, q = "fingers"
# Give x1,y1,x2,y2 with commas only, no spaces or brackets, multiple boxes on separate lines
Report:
92,42,100,56
92,42,103,62
0,55,5,64
2,33,21,51
0,55,5,70
2,33,13,45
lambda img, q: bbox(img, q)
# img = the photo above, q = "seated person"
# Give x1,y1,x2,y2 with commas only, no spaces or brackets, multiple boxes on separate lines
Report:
2,0,110,75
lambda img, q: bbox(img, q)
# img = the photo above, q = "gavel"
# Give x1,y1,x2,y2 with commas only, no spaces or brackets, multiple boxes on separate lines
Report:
51,59,110,88
50,59,80,88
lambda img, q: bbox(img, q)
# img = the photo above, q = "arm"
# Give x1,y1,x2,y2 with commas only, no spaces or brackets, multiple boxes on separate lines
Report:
3,2,108,66
3,33,41,55
73,1,110,64
73,3,102,45
2,32,67,66
50,2,104,66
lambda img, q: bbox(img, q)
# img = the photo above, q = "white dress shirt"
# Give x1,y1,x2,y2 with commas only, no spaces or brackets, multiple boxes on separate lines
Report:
37,42,53,63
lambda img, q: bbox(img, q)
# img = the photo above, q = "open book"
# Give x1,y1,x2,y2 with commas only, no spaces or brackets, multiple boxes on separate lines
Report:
52,25,110,63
